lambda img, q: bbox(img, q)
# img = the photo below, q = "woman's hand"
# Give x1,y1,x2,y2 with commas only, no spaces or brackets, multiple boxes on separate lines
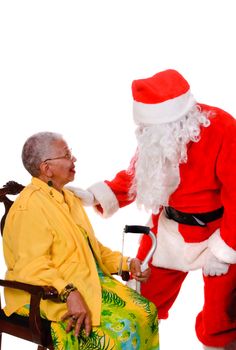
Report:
61,290,92,337
129,258,151,282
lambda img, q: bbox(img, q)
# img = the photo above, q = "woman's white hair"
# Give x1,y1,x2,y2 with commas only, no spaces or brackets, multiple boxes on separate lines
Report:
130,105,211,214
22,131,62,176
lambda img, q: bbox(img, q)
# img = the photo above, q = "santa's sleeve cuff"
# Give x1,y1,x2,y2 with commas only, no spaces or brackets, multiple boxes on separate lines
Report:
208,230,236,264
88,182,119,218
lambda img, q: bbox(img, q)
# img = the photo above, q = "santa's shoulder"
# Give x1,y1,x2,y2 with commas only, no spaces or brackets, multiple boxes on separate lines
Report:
198,102,236,130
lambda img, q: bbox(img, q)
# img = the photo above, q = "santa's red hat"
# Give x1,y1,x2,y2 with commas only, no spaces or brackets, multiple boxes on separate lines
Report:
132,69,196,125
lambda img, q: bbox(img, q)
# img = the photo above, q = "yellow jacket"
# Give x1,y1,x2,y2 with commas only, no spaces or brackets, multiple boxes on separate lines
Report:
3,177,129,325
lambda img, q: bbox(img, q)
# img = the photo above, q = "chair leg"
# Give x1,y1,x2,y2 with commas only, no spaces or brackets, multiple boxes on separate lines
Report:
0,332,2,350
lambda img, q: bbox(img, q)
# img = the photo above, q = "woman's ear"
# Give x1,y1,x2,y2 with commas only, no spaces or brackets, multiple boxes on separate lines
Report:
39,162,53,178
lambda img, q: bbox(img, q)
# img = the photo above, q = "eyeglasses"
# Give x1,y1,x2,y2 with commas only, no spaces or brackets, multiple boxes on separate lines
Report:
43,149,74,162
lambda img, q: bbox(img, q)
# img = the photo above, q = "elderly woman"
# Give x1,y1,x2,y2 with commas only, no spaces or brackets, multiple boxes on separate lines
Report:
3,131,159,350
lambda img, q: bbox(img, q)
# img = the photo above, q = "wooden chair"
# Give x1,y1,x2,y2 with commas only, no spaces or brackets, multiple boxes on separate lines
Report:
0,181,131,350
0,181,60,350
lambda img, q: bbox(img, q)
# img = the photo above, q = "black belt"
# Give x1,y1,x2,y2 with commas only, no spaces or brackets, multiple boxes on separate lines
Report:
164,206,224,227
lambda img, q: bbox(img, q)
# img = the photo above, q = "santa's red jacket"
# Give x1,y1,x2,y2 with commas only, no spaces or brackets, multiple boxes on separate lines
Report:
88,104,236,271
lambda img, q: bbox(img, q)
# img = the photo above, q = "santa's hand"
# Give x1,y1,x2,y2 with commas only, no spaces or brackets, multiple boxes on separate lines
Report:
203,250,230,276
66,186,95,206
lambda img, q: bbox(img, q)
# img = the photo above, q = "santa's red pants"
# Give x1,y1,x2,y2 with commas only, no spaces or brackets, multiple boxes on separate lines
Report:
138,262,236,347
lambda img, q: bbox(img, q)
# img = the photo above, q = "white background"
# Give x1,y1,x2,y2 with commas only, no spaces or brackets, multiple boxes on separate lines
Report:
0,1,235,349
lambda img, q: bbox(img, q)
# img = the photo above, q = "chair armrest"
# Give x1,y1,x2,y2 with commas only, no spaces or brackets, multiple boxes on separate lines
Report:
0,279,60,344
0,279,59,300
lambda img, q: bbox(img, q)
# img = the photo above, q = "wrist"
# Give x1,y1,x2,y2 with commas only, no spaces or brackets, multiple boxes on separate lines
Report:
126,257,132,271
59,283,78,302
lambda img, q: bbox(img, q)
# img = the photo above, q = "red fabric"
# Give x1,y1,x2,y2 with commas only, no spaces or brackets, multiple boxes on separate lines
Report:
137,262,236,346
102,103,236,346
132,69,190,104
178,219,222,243
137,221,188,317
227,287,236,323
195,264,236,347
105,171,136,208
95,204,104,214
104,104,236,250
136,223,188,313
137,265,187,320
140,264,187,319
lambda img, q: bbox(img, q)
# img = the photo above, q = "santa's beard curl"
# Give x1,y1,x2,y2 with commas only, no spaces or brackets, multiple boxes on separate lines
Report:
130,105,211,214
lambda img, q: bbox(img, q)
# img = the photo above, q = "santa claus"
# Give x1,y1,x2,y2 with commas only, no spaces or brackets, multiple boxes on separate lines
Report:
70,69,236,349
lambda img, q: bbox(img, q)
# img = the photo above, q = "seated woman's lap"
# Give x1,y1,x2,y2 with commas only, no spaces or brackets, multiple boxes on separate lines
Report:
16,273,159,350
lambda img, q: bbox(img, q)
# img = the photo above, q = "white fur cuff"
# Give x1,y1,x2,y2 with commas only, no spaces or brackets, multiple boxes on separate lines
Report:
208,230,236,264
88,182,119,218
133,90,196,125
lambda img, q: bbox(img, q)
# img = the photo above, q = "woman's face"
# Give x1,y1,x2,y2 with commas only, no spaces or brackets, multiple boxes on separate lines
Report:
45,138,77,189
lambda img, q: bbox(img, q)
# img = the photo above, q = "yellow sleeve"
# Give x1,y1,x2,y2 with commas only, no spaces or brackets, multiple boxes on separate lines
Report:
3,200,67,293
96,240,129,274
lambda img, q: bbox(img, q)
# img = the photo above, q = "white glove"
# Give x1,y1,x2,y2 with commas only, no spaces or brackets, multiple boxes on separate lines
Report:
203,249,230,276
66,186,95,206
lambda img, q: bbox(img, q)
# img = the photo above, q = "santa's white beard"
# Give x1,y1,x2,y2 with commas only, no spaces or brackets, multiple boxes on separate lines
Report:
130,105,211,214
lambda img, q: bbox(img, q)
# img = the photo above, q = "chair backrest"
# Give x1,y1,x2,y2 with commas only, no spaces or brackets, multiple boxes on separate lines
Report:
0,181,25,234
0,181,56,350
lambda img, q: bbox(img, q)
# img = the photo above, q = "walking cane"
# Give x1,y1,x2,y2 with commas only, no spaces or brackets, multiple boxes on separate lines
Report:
124,225,157,294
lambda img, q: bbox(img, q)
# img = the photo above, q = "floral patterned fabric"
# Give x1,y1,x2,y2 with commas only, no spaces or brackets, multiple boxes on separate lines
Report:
16,267,159,350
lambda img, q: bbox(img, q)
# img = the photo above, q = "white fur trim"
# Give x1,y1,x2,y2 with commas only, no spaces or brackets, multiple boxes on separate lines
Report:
208,230,236,264
146,215,153,228
88,182,119,218
133,90,196,125
152,211,209,272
